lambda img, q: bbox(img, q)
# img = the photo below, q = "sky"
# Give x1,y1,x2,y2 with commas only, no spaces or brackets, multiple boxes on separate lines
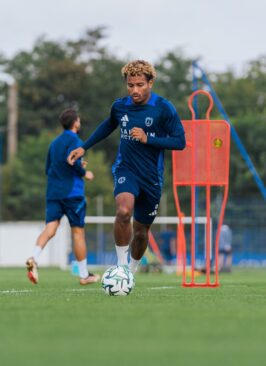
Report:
0,0,265,74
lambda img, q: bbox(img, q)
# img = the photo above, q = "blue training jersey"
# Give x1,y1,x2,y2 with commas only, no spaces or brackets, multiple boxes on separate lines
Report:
83,92,185,184
46,130,86,199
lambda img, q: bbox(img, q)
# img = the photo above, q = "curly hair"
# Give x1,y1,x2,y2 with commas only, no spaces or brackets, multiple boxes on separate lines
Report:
121,60,156,81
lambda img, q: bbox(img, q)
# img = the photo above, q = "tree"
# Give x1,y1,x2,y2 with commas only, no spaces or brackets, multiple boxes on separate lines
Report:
2,130,114,220
154,50,193,118
1,28,266,220
2,131,53,220
0,28,125,163
229,113,266,197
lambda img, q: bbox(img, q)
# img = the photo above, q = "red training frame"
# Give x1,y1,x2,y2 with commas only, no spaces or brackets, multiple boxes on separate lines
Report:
172,90,230,287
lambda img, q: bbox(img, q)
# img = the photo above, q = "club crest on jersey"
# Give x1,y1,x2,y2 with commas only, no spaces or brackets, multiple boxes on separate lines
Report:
145,117,153,127
121,114,129,127
118,177,126,184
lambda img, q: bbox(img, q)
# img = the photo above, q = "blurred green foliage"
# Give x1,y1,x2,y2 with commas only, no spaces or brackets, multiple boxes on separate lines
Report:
0,27,265,220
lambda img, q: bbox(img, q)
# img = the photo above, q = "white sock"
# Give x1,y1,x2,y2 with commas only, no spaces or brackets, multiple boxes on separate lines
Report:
129,256,141,274
32,246,43,263
115,245,129,265
77,258,89,279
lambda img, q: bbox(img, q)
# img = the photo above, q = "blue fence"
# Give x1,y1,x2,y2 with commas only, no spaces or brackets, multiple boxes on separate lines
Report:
68,197,266,266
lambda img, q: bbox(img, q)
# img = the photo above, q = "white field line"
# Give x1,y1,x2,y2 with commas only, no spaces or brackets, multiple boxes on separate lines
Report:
67,286,178,291
0,289,33,295
0,287,175,295
66,288,101,292
1,287,265,297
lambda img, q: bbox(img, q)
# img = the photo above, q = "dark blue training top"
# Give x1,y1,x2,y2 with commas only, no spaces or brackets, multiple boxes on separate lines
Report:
46,130,86,199
82,92,185,184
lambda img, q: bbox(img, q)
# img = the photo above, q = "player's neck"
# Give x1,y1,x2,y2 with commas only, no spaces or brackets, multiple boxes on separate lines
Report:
132,92,152,105
70,127,78,134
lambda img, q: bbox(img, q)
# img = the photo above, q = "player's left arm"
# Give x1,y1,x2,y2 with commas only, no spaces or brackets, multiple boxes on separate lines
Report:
73,159,86,176
142,102,186,150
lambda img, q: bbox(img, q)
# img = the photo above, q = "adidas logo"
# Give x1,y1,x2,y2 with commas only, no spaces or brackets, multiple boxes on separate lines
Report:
121,114,129,122
121,114,129,126
148,204,158,217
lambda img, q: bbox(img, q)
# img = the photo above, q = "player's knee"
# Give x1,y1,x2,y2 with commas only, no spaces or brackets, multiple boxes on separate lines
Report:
72,229,84,240
116,206,131,223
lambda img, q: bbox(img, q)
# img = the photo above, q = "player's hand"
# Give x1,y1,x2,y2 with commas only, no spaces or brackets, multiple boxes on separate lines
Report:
85,170,94,181
67,147,85,165
81,159,88,168
130,127,147,143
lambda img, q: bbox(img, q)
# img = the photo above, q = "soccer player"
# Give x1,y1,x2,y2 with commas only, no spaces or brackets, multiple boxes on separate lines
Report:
26,109,100,285
67,60,186,274
218,224,233,272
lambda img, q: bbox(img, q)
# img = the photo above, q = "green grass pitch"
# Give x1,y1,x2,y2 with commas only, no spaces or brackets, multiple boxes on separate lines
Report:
0,268,266,366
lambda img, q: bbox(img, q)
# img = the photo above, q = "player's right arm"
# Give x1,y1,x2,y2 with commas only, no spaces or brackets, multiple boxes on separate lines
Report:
82,116,118,150
67,147,85,165
68,108,118,165
45,147,52,175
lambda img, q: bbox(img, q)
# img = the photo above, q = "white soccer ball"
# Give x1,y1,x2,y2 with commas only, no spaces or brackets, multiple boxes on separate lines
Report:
101,265,135,296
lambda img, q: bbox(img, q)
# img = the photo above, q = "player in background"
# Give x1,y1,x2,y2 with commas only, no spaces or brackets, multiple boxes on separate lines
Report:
67,60,186,274
26,109,100,285
218,224,233,272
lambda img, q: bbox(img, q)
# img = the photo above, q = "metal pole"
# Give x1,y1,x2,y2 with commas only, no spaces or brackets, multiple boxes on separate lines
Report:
96,195,104,264
7,81,18,161
160,193,167,231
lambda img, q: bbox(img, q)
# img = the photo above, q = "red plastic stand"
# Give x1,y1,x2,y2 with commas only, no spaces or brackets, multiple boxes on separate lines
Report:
172,90,230,287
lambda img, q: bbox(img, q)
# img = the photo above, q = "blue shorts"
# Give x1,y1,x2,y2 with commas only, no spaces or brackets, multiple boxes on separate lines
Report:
219,246,232,255
113,168,162,225
46,197,87,227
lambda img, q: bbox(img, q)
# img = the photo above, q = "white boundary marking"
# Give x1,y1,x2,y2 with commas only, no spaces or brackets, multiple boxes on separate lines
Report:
85,216,208,224
0,288,101,295
66,288,100,292
1,288,265,298
0,289,33,295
